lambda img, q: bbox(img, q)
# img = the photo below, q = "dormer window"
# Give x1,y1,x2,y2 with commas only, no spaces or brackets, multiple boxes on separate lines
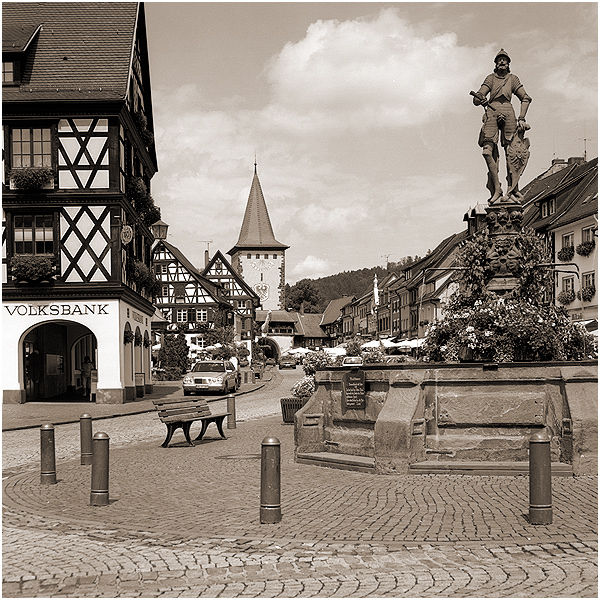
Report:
2,60,18,84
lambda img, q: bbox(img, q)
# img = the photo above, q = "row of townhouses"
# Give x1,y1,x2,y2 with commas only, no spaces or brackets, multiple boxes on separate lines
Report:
321,157,598,348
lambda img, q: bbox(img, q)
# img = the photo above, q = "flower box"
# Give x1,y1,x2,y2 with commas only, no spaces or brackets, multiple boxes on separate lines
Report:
576,240,595,257
557,290,575,305
577,286,596,302
9,167,54,190
557,246,575,262
281,397,308,423
9,255,56,282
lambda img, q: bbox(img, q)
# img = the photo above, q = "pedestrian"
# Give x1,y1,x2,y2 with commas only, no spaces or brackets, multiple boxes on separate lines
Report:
80,356,94,401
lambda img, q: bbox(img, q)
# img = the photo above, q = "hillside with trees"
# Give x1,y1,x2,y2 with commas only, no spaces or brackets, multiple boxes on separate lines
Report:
285,256,422,313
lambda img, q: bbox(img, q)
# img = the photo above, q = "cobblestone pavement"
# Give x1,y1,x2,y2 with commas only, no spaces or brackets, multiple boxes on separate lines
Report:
3,368,598,598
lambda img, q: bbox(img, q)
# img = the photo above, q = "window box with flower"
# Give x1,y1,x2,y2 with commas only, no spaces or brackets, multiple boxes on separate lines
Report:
557,246,575,262
557,290,576,305
576,240,596,257
9,166,54,191
577,286,596,302
9,255,56,282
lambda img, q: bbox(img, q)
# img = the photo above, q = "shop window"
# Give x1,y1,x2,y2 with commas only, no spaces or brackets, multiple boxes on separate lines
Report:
13,214,54,254
11,126,52,168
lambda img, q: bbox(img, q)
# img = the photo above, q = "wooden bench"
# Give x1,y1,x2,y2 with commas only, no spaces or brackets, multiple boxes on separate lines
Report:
153,397,230,448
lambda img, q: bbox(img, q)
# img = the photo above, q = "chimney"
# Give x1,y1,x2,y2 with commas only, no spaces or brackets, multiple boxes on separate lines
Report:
300,301,305,315
205,250,209,268
568,156,585,165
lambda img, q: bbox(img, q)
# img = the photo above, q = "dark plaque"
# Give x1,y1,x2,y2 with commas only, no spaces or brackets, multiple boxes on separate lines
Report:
343,370,366,410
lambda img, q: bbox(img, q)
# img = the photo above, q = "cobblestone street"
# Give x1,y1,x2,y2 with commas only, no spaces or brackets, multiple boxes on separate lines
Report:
3,370,598,597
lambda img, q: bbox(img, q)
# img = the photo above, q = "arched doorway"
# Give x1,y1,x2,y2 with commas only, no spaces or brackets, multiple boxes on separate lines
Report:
257,337,281,362
22,321,97,401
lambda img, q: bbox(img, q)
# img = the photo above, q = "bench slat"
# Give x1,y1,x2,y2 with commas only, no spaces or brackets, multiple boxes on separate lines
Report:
152,396,209,406
153,399,209,409
158,409,211,419
161,411,213,423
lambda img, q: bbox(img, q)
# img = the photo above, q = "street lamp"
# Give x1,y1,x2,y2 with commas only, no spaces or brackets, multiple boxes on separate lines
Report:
151,220,169,240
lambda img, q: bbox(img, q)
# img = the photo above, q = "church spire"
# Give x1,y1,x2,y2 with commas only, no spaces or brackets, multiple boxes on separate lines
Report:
229,164,288,253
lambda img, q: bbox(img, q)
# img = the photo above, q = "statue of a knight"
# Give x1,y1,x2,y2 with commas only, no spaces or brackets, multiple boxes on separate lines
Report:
472,49,532,203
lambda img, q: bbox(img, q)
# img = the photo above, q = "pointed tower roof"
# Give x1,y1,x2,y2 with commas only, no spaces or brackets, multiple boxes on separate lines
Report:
228,164,289,255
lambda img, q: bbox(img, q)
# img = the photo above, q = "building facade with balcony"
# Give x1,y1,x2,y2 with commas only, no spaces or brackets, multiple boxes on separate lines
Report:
2,2,158,403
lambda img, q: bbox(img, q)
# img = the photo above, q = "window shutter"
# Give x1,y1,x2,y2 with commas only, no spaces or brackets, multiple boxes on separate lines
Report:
188,308,196,323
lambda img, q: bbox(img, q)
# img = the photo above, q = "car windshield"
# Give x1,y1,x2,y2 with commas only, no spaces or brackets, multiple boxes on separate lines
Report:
192,363,225,373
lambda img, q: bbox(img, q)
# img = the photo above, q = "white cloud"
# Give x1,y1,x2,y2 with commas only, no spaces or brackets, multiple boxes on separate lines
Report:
289,255,334,284
265,9,492,131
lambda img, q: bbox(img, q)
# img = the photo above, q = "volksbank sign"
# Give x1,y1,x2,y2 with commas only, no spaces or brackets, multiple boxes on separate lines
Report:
5,303,110,316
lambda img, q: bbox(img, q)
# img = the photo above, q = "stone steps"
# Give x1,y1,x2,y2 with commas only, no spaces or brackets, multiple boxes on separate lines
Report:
409,460,573,476
296,451,375,473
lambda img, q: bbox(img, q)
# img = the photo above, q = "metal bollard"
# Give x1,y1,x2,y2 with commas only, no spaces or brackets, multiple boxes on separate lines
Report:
260,436,281,524
90,432,110,506
227,394,236,429
80,414,93,465
40,424,57,484
529,430,552,524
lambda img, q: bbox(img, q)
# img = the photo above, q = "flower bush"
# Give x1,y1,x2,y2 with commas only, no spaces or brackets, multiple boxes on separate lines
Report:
362,348,386,364
127,258,160,296
125,177,161,227
576,240,595,257
301,350,336,376
9,166,54,190
123,330,135,345
557,290,575,306
421,229,597,363
291,375,317,399
134,331,143,346
10,255,55,282
557,246,575,262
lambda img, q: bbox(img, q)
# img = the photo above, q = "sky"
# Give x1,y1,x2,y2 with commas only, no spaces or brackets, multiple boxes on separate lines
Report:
144,2,598,284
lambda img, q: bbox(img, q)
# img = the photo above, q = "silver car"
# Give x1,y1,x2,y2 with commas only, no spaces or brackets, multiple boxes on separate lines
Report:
182,360,238,395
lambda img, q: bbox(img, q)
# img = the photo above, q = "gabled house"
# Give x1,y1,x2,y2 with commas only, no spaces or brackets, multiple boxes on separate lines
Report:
320,296,354,346
152,239,235,351
2,2,159,403
202,250,261,344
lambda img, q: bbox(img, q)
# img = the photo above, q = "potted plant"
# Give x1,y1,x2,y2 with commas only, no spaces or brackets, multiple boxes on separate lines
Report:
576,240,596,257
557,246,575,262
123,330,135,345
9,166,54,190
9,255,56,282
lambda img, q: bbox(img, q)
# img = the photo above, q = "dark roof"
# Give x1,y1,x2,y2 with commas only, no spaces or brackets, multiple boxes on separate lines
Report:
255,310,295,323
2,2,139,102
522,158,598,230
320,296,354,326
228,166,288,254
293,313,327,338
3,23,41,52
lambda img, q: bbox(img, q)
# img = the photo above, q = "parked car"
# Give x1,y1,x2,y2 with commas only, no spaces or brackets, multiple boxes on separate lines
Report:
341,356,363,367
279,356,296,369
182,360,238,395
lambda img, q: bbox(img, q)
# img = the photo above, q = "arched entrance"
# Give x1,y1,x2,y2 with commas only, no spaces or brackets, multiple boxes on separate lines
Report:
22,321,97,402
257,337,281,362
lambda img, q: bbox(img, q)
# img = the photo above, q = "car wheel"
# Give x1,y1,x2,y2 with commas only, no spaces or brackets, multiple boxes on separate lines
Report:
183,390,190,396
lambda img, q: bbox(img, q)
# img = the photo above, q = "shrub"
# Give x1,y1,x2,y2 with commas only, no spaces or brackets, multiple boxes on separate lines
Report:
361,348,386,363
157,330,189,376
557,246,575,262
345,338,363,357
576,240,595,257
10,255,55,282
301,350,335,376
9,166,54,190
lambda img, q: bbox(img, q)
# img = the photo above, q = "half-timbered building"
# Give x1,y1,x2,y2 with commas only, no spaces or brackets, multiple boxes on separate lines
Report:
2,3,159,403
202,250,260,345
152,240,235,351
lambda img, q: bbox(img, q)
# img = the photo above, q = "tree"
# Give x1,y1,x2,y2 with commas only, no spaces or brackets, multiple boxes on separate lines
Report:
157,328,189,379
286,279,326,313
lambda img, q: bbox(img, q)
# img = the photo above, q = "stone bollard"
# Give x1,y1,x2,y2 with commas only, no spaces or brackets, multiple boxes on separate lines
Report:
227,394,236,429
529,430,552,524
260,436,281,524
40,424,57,485
90,432,110,506
80,414,93,465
